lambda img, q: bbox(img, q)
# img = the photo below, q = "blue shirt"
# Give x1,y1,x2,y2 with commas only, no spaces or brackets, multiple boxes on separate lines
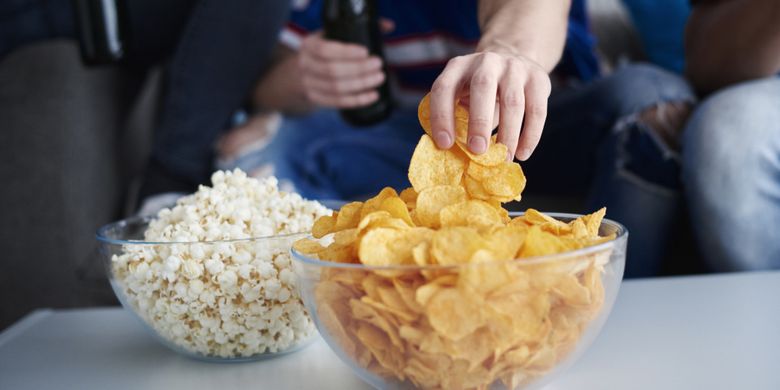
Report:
281,0,599,106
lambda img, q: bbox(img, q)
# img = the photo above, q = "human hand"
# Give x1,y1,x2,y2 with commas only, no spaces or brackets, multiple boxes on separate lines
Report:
429,51,552,161
298,32,385,108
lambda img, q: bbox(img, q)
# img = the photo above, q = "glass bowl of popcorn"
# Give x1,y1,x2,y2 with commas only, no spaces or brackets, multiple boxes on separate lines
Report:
291,212,627,389
98,216,318,361
96,169,332,361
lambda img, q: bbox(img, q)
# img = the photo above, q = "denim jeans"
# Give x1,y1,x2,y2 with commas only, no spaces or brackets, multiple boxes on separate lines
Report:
682,77,780,271
228,63,696,278
526,64,695,278
1,0,289,189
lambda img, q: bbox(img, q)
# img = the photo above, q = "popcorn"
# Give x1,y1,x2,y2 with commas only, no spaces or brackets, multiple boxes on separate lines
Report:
111,169,331,358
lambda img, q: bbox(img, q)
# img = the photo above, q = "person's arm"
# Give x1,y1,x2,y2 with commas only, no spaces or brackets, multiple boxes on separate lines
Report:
253,35,386,114
685,0,780,95
429,0,570,161
476,0,569,71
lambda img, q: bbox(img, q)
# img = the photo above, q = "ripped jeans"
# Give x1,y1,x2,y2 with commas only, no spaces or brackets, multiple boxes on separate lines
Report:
228,63,695,278
524,63,695,278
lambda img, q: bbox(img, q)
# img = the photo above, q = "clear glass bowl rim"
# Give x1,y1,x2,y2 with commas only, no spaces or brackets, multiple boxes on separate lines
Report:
95,215,309,246
291,211,628,271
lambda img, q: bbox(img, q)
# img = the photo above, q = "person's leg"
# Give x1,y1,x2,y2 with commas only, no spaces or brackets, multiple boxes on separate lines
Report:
526,63,696,277
223,108,422,201
139,0,290,199
681,77,780,271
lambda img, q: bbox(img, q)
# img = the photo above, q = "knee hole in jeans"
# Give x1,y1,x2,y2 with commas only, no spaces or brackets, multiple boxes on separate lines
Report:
636,101,693,152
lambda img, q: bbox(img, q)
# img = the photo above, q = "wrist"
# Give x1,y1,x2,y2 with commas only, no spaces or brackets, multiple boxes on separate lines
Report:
475,41,549,72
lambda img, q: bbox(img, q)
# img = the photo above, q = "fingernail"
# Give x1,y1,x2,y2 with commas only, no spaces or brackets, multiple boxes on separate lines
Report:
506,150,514,162
468,136,487,154
518,147,532,161
433,131,453,148
369,57,382,67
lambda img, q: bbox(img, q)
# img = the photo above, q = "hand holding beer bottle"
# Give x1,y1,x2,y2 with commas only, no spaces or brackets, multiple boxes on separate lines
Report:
297,0,393,126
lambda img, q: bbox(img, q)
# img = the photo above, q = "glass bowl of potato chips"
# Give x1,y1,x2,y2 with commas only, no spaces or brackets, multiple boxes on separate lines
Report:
292,210,627,390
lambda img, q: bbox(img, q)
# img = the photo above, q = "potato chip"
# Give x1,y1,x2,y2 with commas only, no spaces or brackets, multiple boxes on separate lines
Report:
430,226,487,265
458,250,516,295
356,211,411,234
379,196,415,226
457,142,508,166
335,201,364,231
398,187,418,208
426,287,484,340
386,228,435,264
569,218,590,239
358,227,434,267
317,301,357,356
439,199,502,231
522,208,566,227
411,241,430,266
408,135,466,192
392,278,424,314
350,299,404,349
292,238,326,256
417,93,432,136
333,228,358,246
518,226,571,258
312,213,337,238
417,93,470,144
579,207,607,237
486,198,511,221
362,296,417,323
447,327,496,370
520,208,571,235
314,280,362,357
360,187,399,220
358,228,404,267
377,284,418,319
483,224,528,261
355,322,404,372
415,185,467,228
298,92,619,390
466,160,526,202
463,173,493,201
551,273,592,307
412,284,438,309
361,273,383,300
319,242,358,263
452,100,472,144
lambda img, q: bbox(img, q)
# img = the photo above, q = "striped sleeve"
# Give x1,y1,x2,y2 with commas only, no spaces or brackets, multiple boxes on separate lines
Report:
279,0,324,49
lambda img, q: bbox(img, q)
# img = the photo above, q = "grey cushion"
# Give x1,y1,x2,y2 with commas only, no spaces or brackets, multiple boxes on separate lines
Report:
0,40,135,329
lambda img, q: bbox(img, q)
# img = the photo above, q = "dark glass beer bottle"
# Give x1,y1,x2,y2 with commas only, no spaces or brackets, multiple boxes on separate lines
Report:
72,0,128,65
322,0,394,126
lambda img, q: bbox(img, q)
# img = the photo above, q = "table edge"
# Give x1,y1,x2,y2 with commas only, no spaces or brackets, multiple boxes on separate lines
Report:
0,309,53,348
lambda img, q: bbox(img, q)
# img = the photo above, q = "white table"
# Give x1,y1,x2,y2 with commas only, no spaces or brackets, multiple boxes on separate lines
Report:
2,271,779,390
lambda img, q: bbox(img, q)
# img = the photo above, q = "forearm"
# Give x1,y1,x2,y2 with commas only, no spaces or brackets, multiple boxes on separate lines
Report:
252,46,314,114
685,0,780,94
476,0,571,72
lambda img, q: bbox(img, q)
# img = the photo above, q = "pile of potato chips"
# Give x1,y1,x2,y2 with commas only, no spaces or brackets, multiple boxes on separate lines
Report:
294,94,616,389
